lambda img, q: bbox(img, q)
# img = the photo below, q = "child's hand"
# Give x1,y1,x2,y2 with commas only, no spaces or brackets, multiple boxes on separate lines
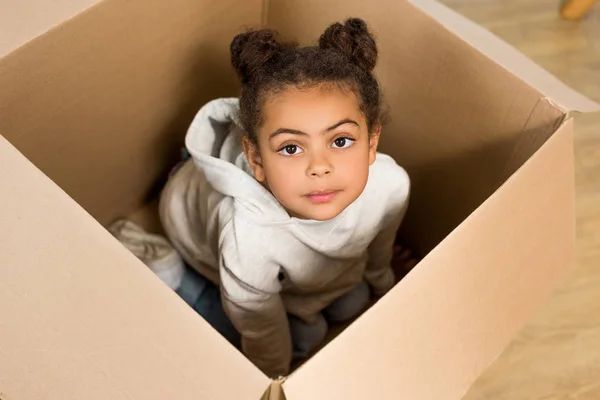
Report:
391,245,419,282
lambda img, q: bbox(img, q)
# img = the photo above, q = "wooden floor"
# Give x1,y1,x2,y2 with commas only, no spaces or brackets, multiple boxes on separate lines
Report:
438,1,600,398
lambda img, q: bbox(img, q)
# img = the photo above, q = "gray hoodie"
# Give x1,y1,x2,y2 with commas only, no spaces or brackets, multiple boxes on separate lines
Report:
159,98,410,377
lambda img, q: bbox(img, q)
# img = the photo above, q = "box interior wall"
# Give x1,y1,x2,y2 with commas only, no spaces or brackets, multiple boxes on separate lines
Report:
0,0,565,256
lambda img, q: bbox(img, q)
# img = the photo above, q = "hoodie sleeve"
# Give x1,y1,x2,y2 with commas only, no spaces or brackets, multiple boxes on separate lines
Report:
365,160,410,296
218,228,292,378
365,209,406,296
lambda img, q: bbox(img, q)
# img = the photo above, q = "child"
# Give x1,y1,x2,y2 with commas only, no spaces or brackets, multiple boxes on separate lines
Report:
159,18,410,377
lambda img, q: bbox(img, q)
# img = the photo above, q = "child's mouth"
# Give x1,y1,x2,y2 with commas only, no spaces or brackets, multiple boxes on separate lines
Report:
305,190,339,204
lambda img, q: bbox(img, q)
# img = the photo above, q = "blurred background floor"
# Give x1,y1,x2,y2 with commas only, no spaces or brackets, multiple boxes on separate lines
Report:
438,1,600,398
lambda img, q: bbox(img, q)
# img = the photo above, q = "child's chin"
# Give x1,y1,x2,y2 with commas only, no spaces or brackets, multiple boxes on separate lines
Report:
301,205,345,221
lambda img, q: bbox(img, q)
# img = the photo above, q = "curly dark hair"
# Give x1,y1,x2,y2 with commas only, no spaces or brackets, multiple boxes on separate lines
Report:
230,18,382,146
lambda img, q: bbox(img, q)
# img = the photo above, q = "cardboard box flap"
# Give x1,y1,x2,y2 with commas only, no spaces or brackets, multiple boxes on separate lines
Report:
283,119,575,399
0,137,269,399
409,0,600,113
0,0,103,58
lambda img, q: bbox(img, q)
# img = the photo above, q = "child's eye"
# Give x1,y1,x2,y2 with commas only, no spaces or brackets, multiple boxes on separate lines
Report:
278,144,303,156
332,137,355,149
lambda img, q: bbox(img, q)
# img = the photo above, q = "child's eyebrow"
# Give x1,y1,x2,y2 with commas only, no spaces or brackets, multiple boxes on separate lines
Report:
269,118,359,139
269,128,308,138
326,118,360,131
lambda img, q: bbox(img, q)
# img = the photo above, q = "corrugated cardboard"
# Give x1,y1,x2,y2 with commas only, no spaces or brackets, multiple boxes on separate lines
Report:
0,135,270,399
283,119,576,399
0,0,263,224
0,0,103,58
1,0,597,398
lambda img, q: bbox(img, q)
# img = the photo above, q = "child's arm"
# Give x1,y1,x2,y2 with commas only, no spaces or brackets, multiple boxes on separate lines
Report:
219,258,292,378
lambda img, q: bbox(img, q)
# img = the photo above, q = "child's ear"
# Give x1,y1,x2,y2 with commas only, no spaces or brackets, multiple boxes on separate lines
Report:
242,136,267,182
368,124,381,165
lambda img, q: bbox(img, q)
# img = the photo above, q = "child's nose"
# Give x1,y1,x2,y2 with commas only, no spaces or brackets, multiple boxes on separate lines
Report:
307,153,333,177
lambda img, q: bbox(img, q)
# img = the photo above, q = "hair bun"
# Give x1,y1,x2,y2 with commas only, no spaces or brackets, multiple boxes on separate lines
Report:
318,18,377,73
230,29,287,83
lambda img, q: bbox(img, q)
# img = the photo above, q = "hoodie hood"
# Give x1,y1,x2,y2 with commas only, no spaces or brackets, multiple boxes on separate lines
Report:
185,98,289,219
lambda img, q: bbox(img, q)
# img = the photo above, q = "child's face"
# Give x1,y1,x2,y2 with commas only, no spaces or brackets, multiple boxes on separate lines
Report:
244,86,380,221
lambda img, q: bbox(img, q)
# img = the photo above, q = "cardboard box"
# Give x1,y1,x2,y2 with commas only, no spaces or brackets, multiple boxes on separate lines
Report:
1,0,598,398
